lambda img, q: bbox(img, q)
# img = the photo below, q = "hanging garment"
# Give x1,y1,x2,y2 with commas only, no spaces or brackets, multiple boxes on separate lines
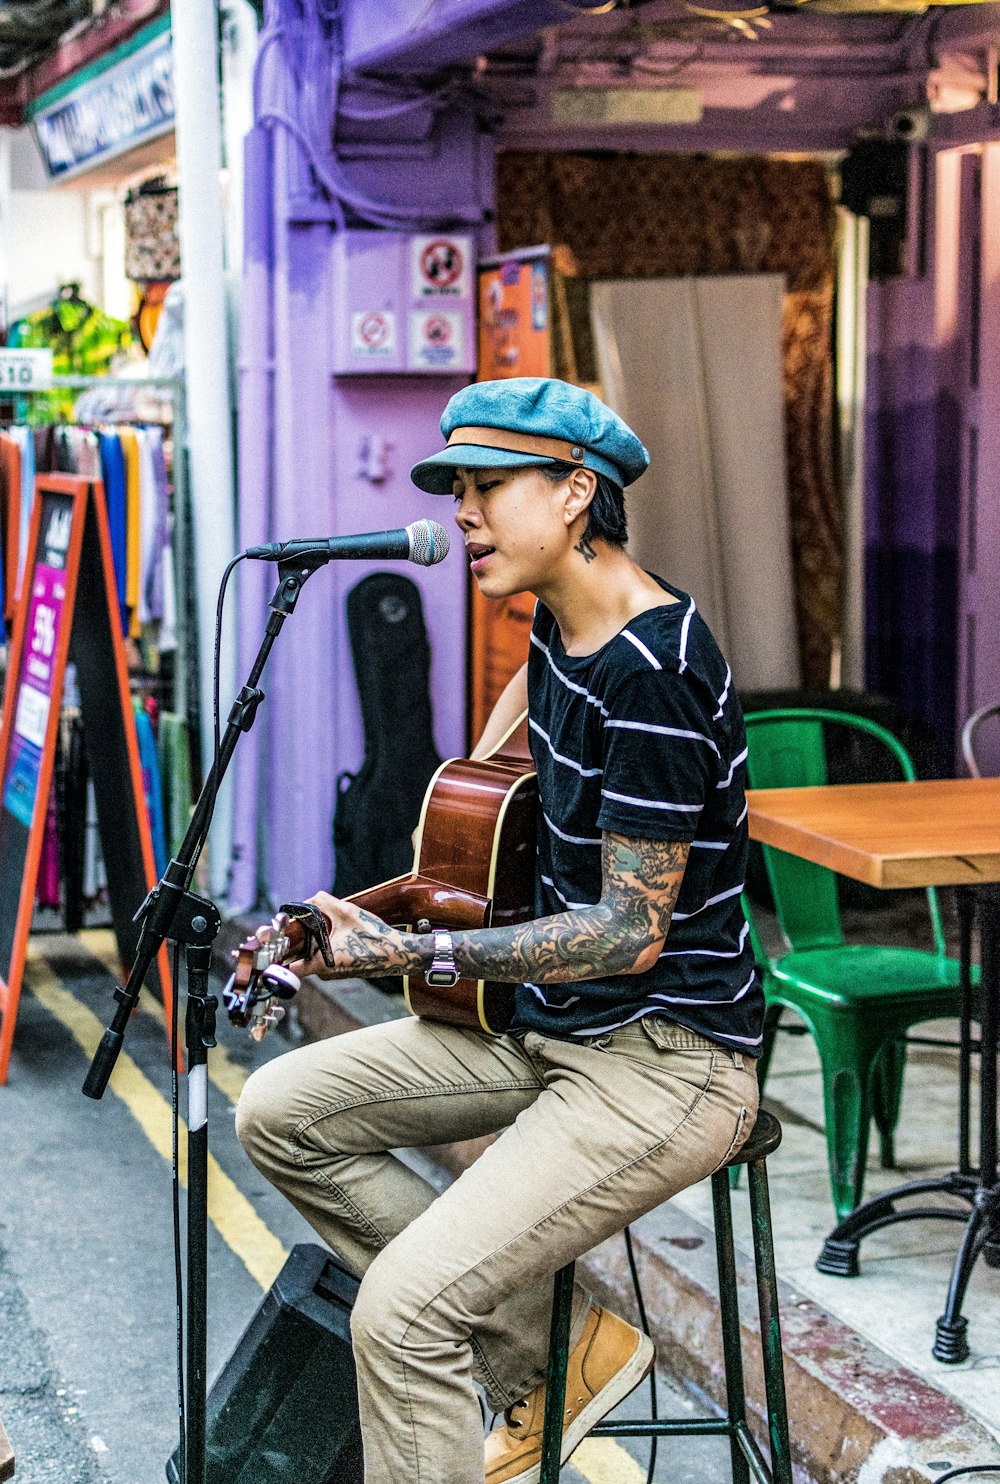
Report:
159,522,178,654
0,433,21,625
157,712,193,858
119,428,142,639
62,712,88,934
98,432,129,631
15,426,35,598
145,426,172,624
133,702,168,876
6,288,132,425
36,773,61,910
82,780,108,899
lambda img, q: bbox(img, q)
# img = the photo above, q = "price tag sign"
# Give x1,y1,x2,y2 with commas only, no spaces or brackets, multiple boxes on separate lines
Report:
0,349,55,391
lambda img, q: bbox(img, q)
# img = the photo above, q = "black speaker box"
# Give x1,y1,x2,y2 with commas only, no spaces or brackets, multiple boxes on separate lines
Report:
166,1243,363,1484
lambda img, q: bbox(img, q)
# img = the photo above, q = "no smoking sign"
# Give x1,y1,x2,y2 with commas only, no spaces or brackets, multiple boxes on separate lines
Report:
412,234,471,298
351,310,397,357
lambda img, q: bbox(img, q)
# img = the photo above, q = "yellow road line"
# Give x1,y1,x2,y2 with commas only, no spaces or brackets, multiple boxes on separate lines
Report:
26,948,287,1291
569,1439,649,1482
40,938,646,1484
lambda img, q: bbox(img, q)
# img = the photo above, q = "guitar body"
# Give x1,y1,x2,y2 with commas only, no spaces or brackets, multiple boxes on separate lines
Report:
226,716,538,1041
350,714,537,1034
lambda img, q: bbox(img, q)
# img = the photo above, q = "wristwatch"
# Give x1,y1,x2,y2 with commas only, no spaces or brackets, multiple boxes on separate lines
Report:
425,929,460,988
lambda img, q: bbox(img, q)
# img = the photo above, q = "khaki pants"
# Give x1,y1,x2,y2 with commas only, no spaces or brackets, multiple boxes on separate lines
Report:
236,1014,758,1484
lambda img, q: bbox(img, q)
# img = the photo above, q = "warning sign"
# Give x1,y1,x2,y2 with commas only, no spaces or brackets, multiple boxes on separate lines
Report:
351,310,397,357
409,310,465,368
411,235,471,299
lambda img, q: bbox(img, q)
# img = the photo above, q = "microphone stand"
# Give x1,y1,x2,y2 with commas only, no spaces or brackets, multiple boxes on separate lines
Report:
83,554,327,1484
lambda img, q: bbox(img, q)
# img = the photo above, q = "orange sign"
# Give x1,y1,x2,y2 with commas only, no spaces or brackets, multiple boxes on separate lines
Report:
468,249,552,748
477,248,551,381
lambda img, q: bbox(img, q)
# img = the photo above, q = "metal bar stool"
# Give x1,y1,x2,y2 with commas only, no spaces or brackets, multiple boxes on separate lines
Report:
539,1109,792,1484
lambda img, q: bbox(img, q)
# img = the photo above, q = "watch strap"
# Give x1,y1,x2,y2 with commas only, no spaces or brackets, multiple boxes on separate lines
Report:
425,929,460,988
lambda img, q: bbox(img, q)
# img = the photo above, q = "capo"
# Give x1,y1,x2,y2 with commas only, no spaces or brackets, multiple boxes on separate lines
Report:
278,901,334,967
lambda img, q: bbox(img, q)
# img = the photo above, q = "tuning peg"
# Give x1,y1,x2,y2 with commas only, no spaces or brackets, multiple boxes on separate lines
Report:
262,964,300,998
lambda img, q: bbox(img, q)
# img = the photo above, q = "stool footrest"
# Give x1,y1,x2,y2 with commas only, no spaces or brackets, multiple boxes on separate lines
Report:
591,1417,730,1438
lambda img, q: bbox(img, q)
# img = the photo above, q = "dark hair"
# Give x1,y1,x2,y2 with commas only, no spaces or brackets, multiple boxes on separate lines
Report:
536,461,628,548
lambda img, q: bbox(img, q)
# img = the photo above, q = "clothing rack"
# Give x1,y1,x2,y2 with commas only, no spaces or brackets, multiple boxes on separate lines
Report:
1,375,192,736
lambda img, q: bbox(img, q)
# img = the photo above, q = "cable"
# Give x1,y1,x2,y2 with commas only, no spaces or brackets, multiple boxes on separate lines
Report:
190,553,246,875
624,1225,659,1484
933,1469,1000,1483
170,937,185,1480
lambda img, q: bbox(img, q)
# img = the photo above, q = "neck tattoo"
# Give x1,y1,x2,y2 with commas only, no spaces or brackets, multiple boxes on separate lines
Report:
574,536,597,564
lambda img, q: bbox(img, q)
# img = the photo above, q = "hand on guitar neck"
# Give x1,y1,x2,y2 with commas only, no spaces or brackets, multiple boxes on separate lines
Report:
226,707,536,1038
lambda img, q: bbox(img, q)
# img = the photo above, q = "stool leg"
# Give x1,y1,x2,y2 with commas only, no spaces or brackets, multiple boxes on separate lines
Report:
747,1157,793,1484
539,1263,575,1484
712,1168,752,1484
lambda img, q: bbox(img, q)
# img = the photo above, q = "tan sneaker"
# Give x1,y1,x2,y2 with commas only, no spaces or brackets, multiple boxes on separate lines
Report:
484,1305,654,1484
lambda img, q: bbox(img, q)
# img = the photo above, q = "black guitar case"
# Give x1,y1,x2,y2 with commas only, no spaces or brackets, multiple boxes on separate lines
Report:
332,573,442,898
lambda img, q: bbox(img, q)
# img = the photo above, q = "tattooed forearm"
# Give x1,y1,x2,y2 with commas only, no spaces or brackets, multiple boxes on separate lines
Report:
319,832,690,985
445,832,690,982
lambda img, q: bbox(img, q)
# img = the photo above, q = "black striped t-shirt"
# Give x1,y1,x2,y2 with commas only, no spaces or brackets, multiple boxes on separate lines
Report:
511,578,763,1055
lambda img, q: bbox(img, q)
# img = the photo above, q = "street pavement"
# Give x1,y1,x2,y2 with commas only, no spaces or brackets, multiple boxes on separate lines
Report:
0,930,728,1484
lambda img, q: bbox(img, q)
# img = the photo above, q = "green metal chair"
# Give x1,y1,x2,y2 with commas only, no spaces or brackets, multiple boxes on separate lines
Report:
742,707,974,1221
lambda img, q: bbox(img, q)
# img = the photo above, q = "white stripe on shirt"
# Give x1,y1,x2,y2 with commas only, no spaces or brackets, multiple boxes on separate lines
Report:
601,788,700,813
714,664,732,720
716,746,749,789
542,810,602,846
604,718,720,756
529,719,603,777
651,969,757,1008
621,629,662,670
530,632,609,716
540,874,596,912
671,882,745,921
524,984,581,1011
659,922,750,959
677,598,696,674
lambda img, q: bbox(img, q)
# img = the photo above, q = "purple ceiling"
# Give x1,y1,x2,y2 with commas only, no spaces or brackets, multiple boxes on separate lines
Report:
342,0,1000,155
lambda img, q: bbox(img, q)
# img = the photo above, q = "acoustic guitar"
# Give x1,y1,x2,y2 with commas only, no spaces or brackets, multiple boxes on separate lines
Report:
224,713,537,1039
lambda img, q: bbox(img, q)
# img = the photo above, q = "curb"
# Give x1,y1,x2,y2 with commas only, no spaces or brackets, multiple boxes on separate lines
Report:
216,920,1000,1484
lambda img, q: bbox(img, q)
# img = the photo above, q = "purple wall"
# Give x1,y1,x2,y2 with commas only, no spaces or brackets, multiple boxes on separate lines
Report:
230,5,494,909
865,138,1000,774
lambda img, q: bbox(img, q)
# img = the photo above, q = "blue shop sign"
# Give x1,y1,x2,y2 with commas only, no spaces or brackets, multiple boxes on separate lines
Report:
29,21,173,181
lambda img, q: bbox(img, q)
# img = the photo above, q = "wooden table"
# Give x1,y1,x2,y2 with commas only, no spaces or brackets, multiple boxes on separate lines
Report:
746,777,1000,1364
747,777,1000,890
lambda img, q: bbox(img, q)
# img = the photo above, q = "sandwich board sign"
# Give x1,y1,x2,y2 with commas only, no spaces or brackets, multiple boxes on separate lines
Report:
0,474,173,1083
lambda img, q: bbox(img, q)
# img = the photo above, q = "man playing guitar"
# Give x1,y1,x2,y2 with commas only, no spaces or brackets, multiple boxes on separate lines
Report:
236,377,763,1484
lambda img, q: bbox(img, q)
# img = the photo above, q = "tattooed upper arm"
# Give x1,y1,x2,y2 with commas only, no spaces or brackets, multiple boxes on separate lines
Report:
600,832,691,974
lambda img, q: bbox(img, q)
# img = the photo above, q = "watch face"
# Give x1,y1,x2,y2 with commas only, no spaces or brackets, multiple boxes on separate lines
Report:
426,969,460,988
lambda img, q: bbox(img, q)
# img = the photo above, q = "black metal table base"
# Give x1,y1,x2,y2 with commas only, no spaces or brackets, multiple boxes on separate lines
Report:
815,883,1000,1366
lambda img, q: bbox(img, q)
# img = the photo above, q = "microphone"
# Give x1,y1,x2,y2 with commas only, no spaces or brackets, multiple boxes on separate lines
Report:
244,518,450,567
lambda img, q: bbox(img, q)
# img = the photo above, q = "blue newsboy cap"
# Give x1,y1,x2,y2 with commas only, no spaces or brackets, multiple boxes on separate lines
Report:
410,377,650,495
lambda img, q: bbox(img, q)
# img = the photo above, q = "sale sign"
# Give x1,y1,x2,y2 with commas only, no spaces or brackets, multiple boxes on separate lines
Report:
2,505,70,829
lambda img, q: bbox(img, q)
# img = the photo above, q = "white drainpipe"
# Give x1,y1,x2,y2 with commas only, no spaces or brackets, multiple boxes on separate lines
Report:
170,0,238,904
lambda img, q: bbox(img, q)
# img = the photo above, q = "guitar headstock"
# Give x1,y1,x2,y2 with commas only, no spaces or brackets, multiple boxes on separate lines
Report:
223,902,332,1042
